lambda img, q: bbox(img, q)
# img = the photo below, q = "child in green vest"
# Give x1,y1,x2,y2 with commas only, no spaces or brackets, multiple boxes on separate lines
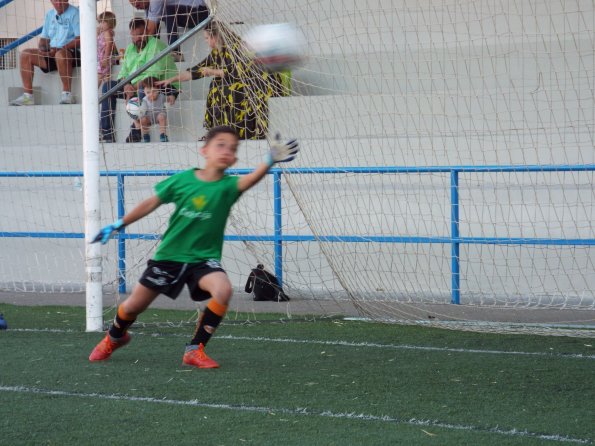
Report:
89,126,298,368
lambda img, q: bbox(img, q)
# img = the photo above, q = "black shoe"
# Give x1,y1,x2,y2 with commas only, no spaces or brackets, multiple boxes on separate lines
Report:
126,126,142,143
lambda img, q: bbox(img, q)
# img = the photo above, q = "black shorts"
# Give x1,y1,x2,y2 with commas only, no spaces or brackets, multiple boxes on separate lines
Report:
139,259,225,301
40,48,81,73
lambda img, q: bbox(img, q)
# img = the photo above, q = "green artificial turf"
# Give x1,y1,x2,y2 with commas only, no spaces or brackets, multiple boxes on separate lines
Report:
0,304,593,445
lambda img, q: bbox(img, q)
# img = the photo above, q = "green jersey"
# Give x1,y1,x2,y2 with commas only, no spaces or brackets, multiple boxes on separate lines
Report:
118,36,180,88
153,169,242,263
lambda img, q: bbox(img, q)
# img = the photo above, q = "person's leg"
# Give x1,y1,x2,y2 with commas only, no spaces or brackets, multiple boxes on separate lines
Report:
89,283,160,361
55,48,74,93
140,116,152,142
164,3,178,48
112,282,161,335
157,112,167,136
139,116,150,133
179,5,207,32
124,84,143,142
166,5,205,60
11,49,48,105
183,272,231,368
100,80,118,141
190,272,232,347
19,49,48,93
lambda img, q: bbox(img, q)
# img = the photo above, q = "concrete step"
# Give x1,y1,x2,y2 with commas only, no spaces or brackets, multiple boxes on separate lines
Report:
0,100,207,145
0,65,213,107
1,95,592,165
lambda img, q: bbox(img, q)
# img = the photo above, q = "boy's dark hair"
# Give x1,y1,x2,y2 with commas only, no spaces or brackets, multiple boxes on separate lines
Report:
129,17,146,31
204,126,239,143
142,77,159,89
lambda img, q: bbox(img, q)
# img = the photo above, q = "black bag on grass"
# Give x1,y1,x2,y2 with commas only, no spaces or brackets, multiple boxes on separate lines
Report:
245,264,290,302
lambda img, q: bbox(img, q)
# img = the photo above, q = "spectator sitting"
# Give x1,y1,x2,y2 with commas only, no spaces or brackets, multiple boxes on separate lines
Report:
133,77,169,143
129,0,208,61
99,18,180,143
10,0,80,106
97,11,117,88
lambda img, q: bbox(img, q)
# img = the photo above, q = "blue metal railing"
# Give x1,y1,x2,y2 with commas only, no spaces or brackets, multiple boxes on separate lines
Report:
1,164,595,303
0,27,42,58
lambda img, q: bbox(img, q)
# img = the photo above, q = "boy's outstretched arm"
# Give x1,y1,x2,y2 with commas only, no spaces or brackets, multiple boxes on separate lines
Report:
238,137,299,193
91,195,162,244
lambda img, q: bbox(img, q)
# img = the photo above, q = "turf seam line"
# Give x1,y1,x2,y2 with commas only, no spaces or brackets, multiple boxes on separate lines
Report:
0,385,591,444
216,335,595,360
9,328,595,360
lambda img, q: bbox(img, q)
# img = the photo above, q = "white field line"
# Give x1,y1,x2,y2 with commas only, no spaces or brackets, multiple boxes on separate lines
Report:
9,328,595,360
0,385,592,444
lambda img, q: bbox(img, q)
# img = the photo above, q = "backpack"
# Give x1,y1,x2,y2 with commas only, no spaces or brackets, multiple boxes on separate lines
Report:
244,264,290,302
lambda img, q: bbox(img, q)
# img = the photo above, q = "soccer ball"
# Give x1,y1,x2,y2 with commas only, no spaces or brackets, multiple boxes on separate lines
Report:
243,23,305,72
126,97,147,120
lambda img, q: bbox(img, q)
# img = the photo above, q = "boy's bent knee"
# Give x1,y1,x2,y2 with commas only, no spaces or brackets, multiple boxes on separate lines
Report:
211,287,233,305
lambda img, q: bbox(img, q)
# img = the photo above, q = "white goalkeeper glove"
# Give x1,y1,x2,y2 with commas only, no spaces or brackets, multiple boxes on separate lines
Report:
266,134,299,166
91,219,125,244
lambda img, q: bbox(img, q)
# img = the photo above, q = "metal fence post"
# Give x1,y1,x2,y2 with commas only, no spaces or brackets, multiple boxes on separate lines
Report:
117,174,126,293
450,170,460,304
273,170,283,286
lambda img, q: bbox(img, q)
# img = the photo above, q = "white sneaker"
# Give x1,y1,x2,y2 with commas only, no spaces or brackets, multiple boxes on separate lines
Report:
59,92,75,104
10,94,35,106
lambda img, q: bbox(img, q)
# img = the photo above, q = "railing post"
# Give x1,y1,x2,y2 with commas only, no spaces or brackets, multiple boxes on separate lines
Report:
273,170,283,285
450,170,461,304
117,174,126,293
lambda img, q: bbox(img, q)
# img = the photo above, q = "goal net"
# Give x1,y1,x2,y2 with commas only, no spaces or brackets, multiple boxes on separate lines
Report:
1,0,594,335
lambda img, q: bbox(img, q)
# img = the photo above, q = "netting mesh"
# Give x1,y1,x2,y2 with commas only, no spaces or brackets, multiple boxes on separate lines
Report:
0,0,594,334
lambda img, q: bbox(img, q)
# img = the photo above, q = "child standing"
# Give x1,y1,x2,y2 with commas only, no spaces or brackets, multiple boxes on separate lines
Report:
97,11,116,87
89,126,299,368
137,77,169,143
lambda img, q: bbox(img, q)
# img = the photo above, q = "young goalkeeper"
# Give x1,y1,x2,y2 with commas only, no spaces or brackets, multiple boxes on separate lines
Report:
89,125,298,368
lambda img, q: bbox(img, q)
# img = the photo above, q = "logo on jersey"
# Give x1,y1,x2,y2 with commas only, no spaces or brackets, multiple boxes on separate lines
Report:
192,195,207,210
179,207,212,220
179,195,212,220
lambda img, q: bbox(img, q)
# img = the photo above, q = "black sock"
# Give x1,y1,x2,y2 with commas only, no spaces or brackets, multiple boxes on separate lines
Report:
108,307,136,339
190,305,225,346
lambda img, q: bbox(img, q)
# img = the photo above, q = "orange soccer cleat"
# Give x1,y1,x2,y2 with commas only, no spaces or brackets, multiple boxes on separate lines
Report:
89,333,131,361
182,343,220,369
